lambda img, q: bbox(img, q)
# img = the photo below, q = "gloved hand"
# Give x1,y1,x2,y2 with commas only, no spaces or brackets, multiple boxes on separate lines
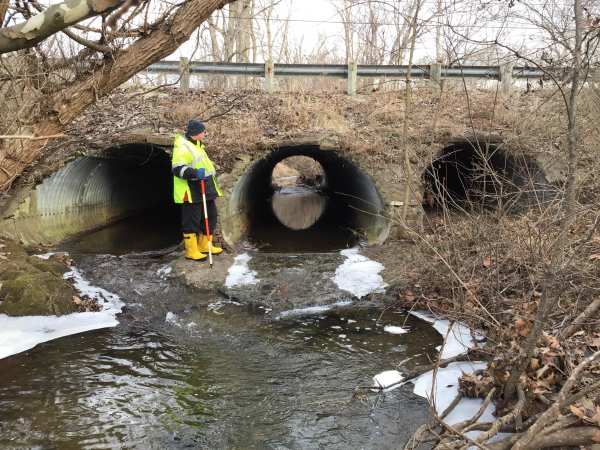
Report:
195,168,206,180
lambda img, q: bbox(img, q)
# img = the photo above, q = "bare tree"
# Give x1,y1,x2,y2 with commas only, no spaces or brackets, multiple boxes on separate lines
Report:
0,0,235,191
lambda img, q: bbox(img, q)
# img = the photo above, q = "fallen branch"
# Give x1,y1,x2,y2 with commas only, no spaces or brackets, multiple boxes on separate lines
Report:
458,385,525,450
459,387,497,431
440,392,464,420
366,353,472,390
558,297,600,339
463,413,542,434
434,413,491,450
512,349,600,449
561,378,600,408
0,134,68,141
485,426,600,450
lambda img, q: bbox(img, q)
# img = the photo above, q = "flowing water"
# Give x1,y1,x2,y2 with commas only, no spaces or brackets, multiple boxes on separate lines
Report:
0,186,441,449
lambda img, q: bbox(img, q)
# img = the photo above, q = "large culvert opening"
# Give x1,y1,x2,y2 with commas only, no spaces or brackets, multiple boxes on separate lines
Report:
20,143,182,254
223,146,389,253
422,143,547,211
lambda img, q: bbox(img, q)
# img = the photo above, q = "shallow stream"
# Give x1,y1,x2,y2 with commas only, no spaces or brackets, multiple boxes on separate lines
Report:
0,186,444,449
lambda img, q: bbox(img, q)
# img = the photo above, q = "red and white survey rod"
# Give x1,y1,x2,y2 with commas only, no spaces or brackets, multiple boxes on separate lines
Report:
200,179,213,268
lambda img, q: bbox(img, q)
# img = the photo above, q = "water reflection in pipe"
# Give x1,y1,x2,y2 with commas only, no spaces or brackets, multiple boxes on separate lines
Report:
247,184,359,253
271,186,324,230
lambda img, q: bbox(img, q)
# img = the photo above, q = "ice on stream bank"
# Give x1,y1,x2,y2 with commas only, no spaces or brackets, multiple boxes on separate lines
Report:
410,310,478,359
225,254,260,288
412,360,511,444
372,311,508,444
374,370,404,388
332,248,387,298
0,265,123,360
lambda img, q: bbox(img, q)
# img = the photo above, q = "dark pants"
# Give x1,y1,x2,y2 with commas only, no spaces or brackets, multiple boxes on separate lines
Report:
181,200,217,235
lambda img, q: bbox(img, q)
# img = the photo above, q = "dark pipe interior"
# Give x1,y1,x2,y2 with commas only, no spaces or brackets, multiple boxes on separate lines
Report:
226,145,389,247
30,143,182,252
422,143,548,210
55,143,182,254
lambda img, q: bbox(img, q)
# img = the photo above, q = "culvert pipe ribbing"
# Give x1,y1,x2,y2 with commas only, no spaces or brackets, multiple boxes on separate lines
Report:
9,144,172,245
4,143,390,248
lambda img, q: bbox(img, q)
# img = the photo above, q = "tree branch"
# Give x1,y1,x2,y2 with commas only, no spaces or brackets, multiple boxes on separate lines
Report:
61,28,111,54
0,0,9,26
0,134,67,141
512,349,600,450
0,0,125,54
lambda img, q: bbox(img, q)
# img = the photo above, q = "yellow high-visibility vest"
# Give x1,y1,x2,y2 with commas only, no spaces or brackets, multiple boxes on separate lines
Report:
171,134,223,203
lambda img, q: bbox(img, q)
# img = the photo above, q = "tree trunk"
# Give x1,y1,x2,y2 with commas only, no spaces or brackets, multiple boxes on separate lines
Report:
238,0,251,62
0,0,9,25
0,0,234,191
343,0,352,64
265,0,274,62
401,0,422,225
207,15,223,62
224,3,236,62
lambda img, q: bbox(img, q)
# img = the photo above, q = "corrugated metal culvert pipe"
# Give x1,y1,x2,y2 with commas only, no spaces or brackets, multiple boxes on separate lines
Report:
220,145,391,247
8,144,173,245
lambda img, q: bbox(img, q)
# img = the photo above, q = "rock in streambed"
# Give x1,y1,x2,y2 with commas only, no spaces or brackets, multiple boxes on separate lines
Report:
222,252,351,308
0,239,76,317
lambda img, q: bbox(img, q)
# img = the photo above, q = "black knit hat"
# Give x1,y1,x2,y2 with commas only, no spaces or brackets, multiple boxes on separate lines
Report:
186,119,206,136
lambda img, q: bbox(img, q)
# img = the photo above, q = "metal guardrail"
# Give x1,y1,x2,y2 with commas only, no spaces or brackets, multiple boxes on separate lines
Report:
142,60,544,79
138,59,545,97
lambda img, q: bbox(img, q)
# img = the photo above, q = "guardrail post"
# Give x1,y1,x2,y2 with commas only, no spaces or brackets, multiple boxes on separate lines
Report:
430,63,442,93
348,61,357,96
265,60,274,93
500,63,513,98
179,57,190,91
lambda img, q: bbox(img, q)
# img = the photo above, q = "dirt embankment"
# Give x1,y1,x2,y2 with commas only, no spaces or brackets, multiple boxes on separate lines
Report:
7,84,597,197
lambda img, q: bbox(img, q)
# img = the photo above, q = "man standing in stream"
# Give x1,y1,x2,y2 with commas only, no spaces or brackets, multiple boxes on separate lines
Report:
172,119,224,261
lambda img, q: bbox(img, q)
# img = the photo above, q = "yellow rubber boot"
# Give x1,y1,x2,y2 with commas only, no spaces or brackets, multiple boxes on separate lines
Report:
198,233,223,255
184,233,207,261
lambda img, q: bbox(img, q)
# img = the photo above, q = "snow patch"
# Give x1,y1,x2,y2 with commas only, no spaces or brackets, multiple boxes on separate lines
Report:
399,311,506,443
225,254,259,288
384,325,408,335
0,267,123,360
332,248,388,298
373,370,404,388
157,264,172,277
34,252,56,260
165,312,180,325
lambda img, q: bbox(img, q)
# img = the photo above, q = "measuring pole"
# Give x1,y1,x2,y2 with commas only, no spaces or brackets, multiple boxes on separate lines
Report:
200,179,213,268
